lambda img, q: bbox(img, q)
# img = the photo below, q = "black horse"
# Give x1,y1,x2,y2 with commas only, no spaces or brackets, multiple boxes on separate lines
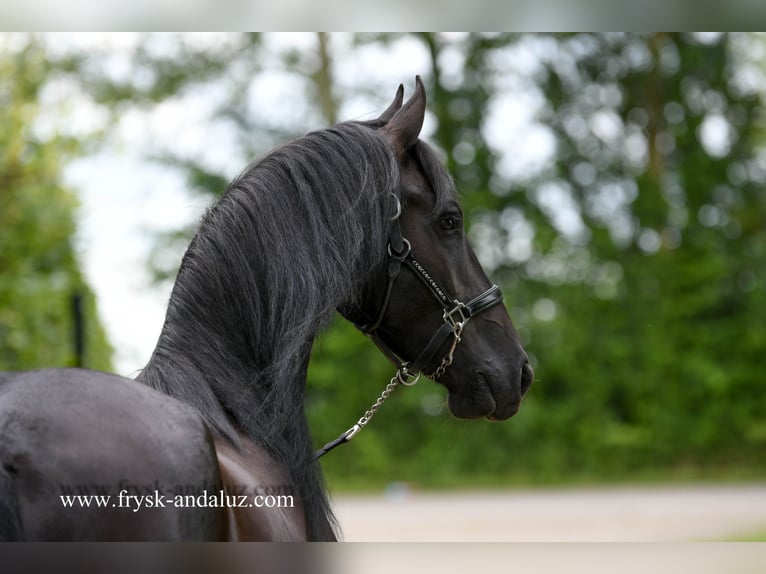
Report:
0,77,533,541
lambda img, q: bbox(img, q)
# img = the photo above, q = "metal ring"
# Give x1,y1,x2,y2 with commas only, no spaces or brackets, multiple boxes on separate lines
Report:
397,366,421,386
387,237,411,259
388,192,402,221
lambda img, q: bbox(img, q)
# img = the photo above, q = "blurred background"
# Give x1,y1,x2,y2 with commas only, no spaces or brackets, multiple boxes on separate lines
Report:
1,33,766,541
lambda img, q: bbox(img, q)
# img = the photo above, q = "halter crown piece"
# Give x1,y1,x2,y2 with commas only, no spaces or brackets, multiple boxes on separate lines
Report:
315,194,504,459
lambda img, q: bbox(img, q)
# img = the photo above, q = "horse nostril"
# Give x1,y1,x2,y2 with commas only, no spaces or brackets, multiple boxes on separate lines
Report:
520,361,534,395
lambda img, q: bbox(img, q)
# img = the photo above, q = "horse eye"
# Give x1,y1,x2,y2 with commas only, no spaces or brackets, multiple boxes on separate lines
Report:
440,217,457,231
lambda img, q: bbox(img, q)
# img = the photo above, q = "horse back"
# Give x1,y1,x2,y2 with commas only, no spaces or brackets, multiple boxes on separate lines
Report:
0,368,225,541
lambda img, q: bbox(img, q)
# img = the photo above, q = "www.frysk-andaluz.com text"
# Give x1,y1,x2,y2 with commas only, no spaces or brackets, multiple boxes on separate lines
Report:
59,485,295,512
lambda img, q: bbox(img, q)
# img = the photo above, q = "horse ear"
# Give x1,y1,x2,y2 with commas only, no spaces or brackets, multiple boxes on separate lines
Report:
378,84,404,123
382,76,426,156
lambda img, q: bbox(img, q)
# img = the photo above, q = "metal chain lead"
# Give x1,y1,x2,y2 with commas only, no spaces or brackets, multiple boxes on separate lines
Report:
314,366,423,458
358,375,399,427
315,320,467,459
342,367,419,441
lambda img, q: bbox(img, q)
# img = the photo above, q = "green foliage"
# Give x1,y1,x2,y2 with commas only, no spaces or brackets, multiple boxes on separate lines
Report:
507,34,766,483
0,38,112,371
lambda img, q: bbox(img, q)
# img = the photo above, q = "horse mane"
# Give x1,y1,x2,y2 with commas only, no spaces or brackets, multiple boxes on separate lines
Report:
137,118,457,540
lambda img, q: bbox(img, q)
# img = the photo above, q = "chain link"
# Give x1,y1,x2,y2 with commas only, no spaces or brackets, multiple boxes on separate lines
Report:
356,374,400,428
427,323,464,380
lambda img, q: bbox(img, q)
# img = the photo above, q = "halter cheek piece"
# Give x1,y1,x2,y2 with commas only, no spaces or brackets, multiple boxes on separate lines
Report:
315,195,504,459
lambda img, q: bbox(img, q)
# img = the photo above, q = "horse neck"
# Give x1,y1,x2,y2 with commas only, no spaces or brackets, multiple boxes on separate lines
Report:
137,125,395,540
139,241,338,541
139,148,392,442
139,243,324,446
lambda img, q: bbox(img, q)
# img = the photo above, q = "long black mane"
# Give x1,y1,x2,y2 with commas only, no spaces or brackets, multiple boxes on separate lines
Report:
137,119,455,540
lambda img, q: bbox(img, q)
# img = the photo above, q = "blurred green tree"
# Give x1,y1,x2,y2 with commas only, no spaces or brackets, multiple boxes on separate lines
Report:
0,38,113,371
436,33,766,481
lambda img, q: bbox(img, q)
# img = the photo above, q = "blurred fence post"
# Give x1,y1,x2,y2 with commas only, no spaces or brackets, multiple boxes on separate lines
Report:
71,291,85,368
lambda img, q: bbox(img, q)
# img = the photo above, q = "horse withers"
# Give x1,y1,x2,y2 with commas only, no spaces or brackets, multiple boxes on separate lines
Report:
0,77,532,541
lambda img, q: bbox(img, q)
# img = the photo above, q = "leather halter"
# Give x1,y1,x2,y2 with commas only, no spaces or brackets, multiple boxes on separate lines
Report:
315,195,504,460
356,196,504,383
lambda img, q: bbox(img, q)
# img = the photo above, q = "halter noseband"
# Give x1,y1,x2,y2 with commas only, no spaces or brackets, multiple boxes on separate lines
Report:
315,195,503,459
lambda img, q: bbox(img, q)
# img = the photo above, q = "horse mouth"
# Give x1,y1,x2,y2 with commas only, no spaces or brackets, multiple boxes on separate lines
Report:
445,372,521,421
485,400,521,421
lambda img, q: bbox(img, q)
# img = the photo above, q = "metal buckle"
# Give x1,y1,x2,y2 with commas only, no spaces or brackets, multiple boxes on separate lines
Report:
443,302,469,331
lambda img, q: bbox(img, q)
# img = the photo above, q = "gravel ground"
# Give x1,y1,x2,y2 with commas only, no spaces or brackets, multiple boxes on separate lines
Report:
332,484,766,542
328,485,766,573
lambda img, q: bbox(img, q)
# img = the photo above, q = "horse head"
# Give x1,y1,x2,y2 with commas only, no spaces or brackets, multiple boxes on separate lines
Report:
349,77,534,421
